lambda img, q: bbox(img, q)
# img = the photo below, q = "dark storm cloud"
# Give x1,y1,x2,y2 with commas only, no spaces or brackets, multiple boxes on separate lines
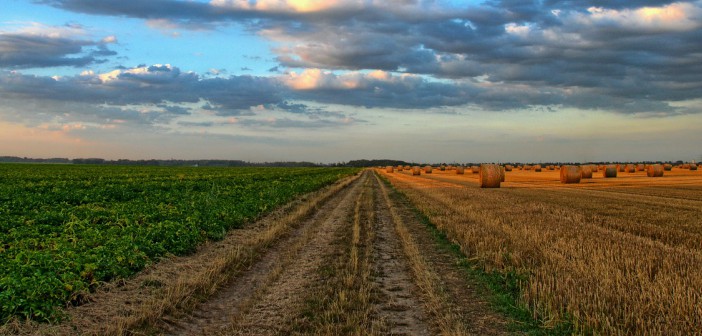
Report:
0,32,115,68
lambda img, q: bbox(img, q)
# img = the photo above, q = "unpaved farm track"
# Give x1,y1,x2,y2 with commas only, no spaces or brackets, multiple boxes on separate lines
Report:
9,170,507,335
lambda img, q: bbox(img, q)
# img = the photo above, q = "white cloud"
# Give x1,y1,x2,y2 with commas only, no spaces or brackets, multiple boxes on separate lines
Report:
101,35,117,43
577,3,702,33
1,21,88,38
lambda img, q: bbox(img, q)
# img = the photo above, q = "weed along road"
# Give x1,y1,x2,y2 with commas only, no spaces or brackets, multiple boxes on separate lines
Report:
13,169,507,335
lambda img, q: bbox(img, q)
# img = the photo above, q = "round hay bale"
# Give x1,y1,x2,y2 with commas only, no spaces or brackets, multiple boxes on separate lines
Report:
396,165,404,172
424,165,433,174
590,165,598,173
636,164,645,171
647,164,664,177
440,165,446,171
534,164,542,172
618,164,625,172
663,163,672,171
471,165,480,174
524,165,532,171
581,165,593,179
455,166,465,174
560,165,582,184
412,166,421,175
625,164,635,173
386,166,394,173
603,165,617,178
479,164,502,188
691,164,698,171
504,165,513,172
548,165,555,170
682,164,690,169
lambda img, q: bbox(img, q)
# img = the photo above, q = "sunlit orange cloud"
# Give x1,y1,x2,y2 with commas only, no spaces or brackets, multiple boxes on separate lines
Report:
584,3,699,31
210,0,362,13
283,68,397,90
0,122,98,158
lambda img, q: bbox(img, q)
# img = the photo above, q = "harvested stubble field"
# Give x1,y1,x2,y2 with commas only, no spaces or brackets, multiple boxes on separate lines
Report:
381,166,702,335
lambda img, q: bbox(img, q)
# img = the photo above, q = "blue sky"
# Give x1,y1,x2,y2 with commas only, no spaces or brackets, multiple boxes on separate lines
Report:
1,0,701,163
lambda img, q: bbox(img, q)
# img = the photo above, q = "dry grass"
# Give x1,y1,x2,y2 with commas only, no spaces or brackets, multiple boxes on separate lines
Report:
374,172,468,335
295,176,382,335
381,168,702,335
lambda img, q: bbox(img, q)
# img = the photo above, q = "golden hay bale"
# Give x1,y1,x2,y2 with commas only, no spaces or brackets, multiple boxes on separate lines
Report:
647,164,664,177
386,166,394,173
471,166,480,174
455,166,465,174
636,164,645,171
691,164,698,171
560,165,582,184
549,165,555,170
663,163,672,171
625,164,635,173
618,164,625,172
580,165,593,179
396,165,404,171
682,164,690,169
504,165,513,172
500,166,506,182
534,164,542,172
603,165,617,178
424,165,433,174
479,164,502,188
590,165,598,173
524,165,532,171
412,166,421,175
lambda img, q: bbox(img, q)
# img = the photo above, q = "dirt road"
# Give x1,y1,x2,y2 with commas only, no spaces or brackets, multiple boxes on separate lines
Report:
14,170,506,335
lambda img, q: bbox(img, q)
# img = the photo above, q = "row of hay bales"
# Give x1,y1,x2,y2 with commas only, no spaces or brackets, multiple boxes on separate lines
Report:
560,164,668,183
383,162,696,188
384,162,696,174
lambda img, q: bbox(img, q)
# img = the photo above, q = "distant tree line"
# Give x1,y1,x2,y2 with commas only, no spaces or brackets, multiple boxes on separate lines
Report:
0,156,321,167
0,156,694,167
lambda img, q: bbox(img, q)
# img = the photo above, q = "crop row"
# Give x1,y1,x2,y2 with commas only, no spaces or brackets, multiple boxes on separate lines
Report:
0,164,358,322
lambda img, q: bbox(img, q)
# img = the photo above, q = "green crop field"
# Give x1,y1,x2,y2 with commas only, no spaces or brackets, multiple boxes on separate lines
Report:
0,164,358,322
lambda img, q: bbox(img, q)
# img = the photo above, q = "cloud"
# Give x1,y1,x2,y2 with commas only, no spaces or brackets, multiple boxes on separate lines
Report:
0,23,117,69
0,65,285,130
17,1,702,117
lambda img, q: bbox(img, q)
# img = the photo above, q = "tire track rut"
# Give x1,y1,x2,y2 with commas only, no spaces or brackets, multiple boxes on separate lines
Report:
162,171,369,335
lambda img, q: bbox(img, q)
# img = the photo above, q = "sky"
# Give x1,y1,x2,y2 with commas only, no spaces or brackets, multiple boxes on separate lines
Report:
1,0,701,163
